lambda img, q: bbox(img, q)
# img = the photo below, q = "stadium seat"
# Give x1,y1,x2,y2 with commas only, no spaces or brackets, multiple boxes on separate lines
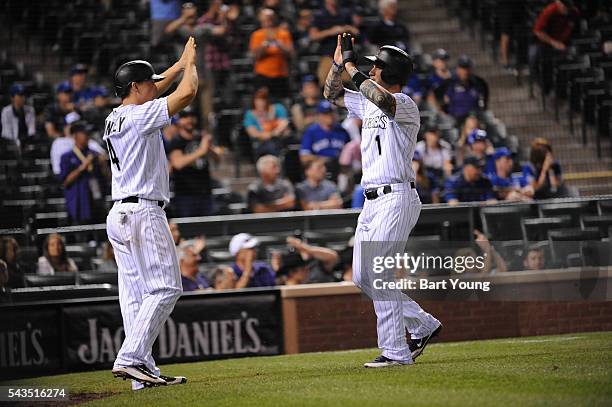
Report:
580,215,612,238
480,204,533,241
548,227,600,267
598,200,612,215
24,273,77,287
10,284,117,302
538,202,593,226
78,271,118,285
521,216,573,242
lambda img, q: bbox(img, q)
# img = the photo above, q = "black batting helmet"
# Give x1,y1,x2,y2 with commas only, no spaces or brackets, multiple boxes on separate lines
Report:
363,46,414,86
113,60,165,98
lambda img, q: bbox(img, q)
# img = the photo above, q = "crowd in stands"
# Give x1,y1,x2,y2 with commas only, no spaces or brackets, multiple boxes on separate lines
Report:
1,0,609,295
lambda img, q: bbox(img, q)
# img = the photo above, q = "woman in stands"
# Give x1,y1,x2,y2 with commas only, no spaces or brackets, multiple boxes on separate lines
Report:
524,137,572,199
37,233,78,275
412,151,440,204
0,237,24,288
414,124,453,180
243,87,290,158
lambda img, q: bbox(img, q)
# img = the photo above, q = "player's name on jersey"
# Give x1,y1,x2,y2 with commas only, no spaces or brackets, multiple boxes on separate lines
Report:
372,278,491,292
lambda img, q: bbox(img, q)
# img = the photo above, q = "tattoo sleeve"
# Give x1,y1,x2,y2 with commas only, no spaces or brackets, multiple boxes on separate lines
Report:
323,64,345,107
346,65,396,118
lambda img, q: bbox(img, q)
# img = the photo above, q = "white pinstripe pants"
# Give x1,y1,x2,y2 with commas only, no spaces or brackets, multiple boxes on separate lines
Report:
352,188,440,363
107,200,182,374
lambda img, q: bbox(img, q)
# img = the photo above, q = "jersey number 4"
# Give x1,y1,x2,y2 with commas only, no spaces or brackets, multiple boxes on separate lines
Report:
375,135,382,155
106,139,121,170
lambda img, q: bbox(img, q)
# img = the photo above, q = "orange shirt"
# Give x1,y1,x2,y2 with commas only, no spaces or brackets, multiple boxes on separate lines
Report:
249,28,293,78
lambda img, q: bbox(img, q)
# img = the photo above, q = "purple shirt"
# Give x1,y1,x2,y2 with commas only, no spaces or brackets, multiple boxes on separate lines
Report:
231,261,276,288
59,148,100,223
181,273,210,292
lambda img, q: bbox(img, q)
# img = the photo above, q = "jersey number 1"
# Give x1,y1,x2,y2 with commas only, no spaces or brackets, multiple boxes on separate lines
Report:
106,139,121,171
375,135,382,155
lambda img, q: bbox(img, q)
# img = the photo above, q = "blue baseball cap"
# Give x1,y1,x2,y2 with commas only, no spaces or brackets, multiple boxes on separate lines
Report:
56,82,73,93
92,86,108,97
467,129,487,145
302,74,318,85
493,147,512,161
70,64,88,75
317,100,334,114
10,84,26,96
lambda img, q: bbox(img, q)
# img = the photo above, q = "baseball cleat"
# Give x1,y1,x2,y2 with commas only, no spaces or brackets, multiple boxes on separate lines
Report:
112,365,167,387
363,355,410,368
160,374,187,385
409,324,442,360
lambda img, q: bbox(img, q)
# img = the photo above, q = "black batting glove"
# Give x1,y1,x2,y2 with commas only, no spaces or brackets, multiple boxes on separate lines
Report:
341,33,357,66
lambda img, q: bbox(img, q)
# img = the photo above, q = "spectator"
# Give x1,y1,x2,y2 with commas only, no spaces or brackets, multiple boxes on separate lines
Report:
310,0,357,85
498,0,527,71
351,184,365,209
229,233,277,288
523,245,545,271
457,113,481,148
179,241,210,291
82,87,111,133
296,158,343,210
213,266,237,290
473,229,507,273
524,137,570,199
299,101,350,165
59,123,107,224
98,241,118,273
402,74,424,105
66,64,97,111
197,0,238,126
426,48,453,110
285,236,339,283
489,147,534,201
415,125,453,179
169,222,182,246
0,237,24,288
278,251,308,285
168,222,207,259
368,0,410,51
464,129,495,176
412,151,440,204
44,83,77,139
1,84,35,147
243,88,290,157
291,75,322,134
292,8,314,56
247,155,296,213
249,8,294,99
444,55,489,124
150,0,181,48
167,110,221,217
37,233,78,275
444,156,496,205
0,260,9,301
338,121,362,197
532,0,579,94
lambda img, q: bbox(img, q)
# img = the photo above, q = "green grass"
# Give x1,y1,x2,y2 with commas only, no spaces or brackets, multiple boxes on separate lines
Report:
7,332,612,406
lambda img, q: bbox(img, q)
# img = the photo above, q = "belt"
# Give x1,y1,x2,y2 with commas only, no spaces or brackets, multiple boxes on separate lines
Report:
364,182,416,200
120,196,164,208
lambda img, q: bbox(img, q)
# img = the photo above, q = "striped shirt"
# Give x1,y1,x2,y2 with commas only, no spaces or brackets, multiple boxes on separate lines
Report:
102,97,171,203
344,89,419,188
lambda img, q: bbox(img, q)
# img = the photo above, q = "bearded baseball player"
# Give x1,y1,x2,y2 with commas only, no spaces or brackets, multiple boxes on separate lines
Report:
324,33,442,367
104,37,198,388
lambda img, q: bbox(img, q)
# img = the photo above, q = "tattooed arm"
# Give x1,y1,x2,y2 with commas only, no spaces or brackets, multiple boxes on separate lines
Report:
323,63,346,108
345,62,397,118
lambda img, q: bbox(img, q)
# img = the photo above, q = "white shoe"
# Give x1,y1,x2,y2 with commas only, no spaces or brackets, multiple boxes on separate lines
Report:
363,355,411,368
112,365,166,386
159,374,187,385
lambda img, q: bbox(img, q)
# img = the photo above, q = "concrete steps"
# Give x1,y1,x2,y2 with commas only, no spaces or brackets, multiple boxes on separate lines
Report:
400,0,612,196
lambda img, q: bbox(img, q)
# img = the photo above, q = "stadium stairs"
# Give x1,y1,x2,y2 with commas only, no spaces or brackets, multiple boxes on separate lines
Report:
401,0,612,196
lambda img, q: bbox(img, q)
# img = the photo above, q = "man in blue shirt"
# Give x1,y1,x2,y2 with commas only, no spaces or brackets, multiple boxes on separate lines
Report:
466,129,496,176
150,0,181,47
229,233,277,288
59,122,106,224
489,147,534,201
444,156,497,205
179,242,210,292
300,101,350,165
444,55,489,123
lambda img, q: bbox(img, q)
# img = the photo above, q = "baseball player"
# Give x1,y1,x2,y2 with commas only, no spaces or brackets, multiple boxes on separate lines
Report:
324,33,442,367
104,37,198,388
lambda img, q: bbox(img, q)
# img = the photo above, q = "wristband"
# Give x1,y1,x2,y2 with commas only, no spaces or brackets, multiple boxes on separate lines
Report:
351,71,369,89
332,60,344,72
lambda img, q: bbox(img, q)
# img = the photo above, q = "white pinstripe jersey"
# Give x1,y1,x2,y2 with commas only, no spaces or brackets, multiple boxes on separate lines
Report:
344,89,419,189
102,97,171,203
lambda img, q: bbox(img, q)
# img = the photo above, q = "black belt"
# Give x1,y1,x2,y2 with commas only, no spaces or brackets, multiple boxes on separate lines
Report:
364,182,416,200
120,196,164,207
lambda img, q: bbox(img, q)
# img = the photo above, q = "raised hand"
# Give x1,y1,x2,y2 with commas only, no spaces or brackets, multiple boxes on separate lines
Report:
340,32,357,66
